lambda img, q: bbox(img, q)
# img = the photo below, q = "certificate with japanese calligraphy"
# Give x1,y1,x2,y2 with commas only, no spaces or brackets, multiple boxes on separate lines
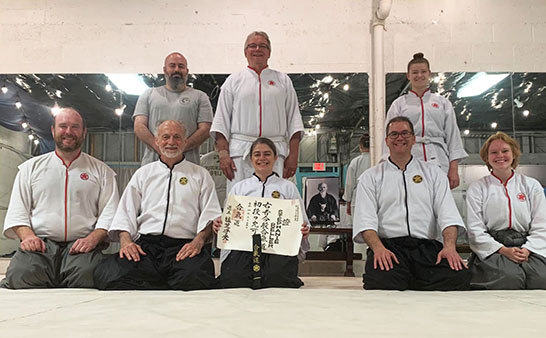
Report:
218,195,303,256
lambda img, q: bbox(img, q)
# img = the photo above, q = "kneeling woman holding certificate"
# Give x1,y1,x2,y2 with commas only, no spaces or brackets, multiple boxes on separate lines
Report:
213,137,310,289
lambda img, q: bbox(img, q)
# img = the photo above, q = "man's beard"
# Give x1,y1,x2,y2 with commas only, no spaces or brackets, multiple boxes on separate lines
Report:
166,73,187,90
54,134,83,152
160,147,184,159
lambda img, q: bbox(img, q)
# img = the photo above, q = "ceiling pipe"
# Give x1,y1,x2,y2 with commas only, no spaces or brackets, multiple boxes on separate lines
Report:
369,0,392,165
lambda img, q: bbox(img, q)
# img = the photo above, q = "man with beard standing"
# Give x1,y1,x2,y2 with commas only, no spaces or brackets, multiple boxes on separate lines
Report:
1,108,119,289
94,120,221,290
134,52,213,165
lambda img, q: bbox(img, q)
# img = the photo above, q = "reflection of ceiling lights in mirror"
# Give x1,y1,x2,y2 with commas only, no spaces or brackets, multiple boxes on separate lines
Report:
522,110,530,117
457,72,509,98
106,74,149,95
321,75,333,84
491,122,498,129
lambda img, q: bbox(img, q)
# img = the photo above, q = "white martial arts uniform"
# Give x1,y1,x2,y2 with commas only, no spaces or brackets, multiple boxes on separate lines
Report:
210,67,304,188
3,151,119,242
466,172,546,260
343,152,371,215
383,89,468,173
352,157,465,244
220,173,310,263
200,150,227,207
108,158,222,241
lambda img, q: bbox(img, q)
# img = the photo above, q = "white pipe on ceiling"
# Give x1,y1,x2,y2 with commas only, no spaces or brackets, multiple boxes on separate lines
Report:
370,0,392,165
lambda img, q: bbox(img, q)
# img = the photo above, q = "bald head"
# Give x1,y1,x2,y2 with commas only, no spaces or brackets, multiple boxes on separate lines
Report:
163,52,189,91
52,107,85,129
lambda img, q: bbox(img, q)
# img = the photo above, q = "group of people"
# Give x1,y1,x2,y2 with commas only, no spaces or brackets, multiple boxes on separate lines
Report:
2,33,545,291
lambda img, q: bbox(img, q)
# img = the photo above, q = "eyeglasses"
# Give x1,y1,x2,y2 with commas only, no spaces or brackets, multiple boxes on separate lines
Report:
387,130,414,139
246,43,270,50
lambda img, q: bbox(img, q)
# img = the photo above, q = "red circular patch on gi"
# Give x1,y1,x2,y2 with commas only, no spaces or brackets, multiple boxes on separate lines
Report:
268,80,275,86
517,192,526,201
431,102,439,108
80,173,89,181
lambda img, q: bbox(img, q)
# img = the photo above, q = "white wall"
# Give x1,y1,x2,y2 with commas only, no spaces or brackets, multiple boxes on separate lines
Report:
1,0,545,74
0,125,31,255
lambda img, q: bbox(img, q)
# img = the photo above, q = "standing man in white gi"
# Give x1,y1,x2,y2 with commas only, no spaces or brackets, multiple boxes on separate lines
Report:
211,31,304,190
1,108,119,289
353,116,470,291
94,120,221,290
344,134,370,216
134,52,213,166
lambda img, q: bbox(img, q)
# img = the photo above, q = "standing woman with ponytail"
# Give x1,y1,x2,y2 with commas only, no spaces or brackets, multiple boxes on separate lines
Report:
384,53,467,189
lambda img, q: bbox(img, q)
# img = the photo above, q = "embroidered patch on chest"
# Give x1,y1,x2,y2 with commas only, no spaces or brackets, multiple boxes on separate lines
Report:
271,191,281,198
431,102,439,109
268,80,275,86
517,192,526,202
179,177,188,185
80,173,89,181
179,97,190,104
412,175,423,183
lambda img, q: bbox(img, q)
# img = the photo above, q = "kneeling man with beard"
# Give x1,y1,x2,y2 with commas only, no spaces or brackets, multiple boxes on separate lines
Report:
94,120,222,290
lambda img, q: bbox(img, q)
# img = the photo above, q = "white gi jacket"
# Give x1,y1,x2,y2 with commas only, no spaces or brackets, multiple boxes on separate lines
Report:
343,152,371,203
352,157,465,244
3,151,119,242
466,172,546,260
210,67,304,160
220,173,310,262
108,158,222,241
384,90,468,173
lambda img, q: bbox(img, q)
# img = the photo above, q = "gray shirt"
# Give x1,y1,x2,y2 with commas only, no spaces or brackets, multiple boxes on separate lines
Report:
133,86,213,165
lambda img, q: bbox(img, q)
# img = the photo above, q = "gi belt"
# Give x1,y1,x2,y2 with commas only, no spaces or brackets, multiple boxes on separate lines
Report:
251,234,263,290
231,134,286,160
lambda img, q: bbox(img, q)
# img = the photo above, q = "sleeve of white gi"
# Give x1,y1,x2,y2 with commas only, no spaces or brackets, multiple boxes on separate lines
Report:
352,170,379,243
94,167,120,231
431,166,465,233
522,178,546,257
443,99,468,162
465,181,502,260
3,167,33,239
197,170,222,234
283,74,304,140
343,159,356,202
210,77,234,141
107,174,142,241
382,98,402,162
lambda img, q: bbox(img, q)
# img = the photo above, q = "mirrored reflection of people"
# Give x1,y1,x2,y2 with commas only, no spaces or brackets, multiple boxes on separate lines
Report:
211,31,304,191
134,52,213,166
466,132,546,289
384,52,467,189
200,146,227,208
353,116,470,291
94,120,221,290
213,137,310,289
1,108,119,289
307,182,339,223
344,134,370,216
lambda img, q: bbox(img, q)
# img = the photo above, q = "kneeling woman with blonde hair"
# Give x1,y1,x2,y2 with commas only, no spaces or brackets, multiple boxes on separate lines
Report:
466,132,546,289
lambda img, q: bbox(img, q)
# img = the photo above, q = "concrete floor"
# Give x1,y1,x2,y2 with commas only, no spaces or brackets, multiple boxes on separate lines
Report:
1,275,546,338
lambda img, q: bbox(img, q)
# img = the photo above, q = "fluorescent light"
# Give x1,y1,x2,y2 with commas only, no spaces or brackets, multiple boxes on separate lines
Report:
457,72,509,98
106,74,149,96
